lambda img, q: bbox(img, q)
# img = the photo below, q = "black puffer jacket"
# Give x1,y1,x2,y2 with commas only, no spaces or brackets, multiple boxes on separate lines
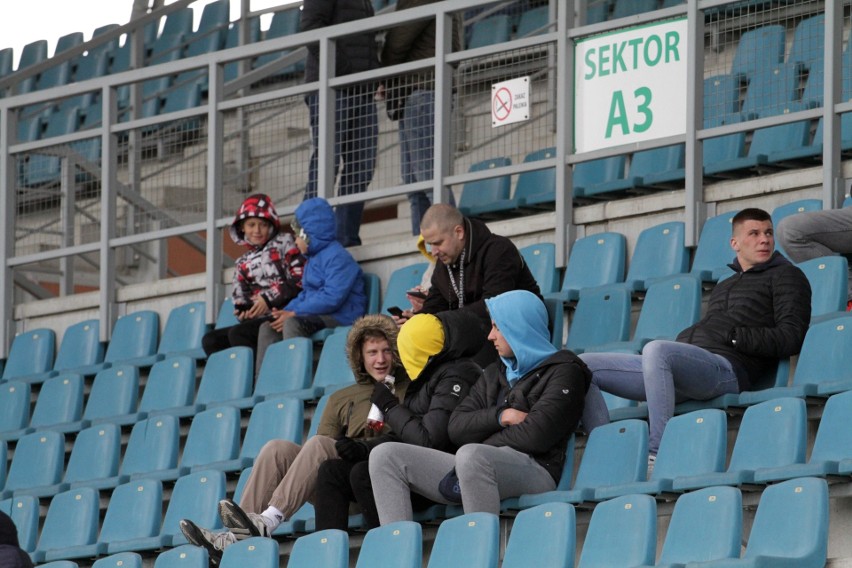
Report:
300,0,379,82
676,251,811,391
448,351,591,483
0,511,33,568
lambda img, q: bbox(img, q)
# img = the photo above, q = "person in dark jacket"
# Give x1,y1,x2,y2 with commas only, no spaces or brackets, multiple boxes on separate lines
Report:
301,0,379,247
312,309,484,531
0,511,33,568
370,290,590,523
581,208,812,466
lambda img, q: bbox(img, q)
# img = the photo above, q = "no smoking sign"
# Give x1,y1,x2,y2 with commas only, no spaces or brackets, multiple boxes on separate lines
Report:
492,77,530,127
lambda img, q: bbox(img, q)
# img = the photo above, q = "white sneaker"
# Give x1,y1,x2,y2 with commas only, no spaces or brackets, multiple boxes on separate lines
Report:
218,498,274,539
179,519,236,565
647,454,657,479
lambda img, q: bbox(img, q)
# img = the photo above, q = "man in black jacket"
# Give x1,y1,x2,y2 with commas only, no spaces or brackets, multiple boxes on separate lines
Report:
301,0,379,247
581,208,812,467
369,290,589,523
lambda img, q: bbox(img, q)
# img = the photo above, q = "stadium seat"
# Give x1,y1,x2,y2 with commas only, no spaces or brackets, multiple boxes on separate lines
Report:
355,521,422,568
702,115,751,178
36,563,79,568
519,420,648,507
515,6,550,38
25,319,104,381
623,221,689,291
2,495,39,553
220,537,282,568
725,477,828,568
612,0,657,18
502,435,574,512
177,0,230,86
595,409,727,500
92,553,143,568
585,274,702,354
62,423,122,491
457,157,513,219
704,75,740,122
731,24,786,81
585,0,610,24
253,6,304,75
582,145,686,196
1,328,55,382
74,365,140,428
273,502,316,536
214,297,240,329
789,14,825,73
649,486,743,566
246,338,313,405
2,430,64,499
285,331,355,400
572,156,627,198
502,503,574,568
542,297,564,349
223,18,262,83
232,466,253,503
772,199,823,255
189,346,253,411
36,31,83,92
26,373,85,434
154,545,209,568
0,48,12,79
519,243,558,294
120,415,181,483
363,272,381,314
16,40,48,94
156,301,209,361
32,487,100,562
98,479,164,554
101,310,160,368
467,14,511,49
136,356,197,418
672,397,807,491
307,395,330,438
690,211,737,281
799,256,849,322
0,381,31,441
564,284,631,353
163,406,241,480
427,513,498,568
381,262,429,314
513,148,556,211
546,232,626,302
576,494,656,568
741,64,800,117
288,530,348,568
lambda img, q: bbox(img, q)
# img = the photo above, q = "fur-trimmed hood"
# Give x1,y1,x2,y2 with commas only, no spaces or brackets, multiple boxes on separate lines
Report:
346,314,407,385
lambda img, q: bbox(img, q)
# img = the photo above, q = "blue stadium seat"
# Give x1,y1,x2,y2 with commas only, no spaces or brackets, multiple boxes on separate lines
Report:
515,6,550,38
215,297,240,329
467,15,511,49
360,273,381,315
579,145,686,197
16,40,48,94
703,115,750,178
156,301,209,361
503,435,574,512
623,221,689,291
690,211,737,282
167,406,241,479
248,338,313,405
355,522,421,568
35,562,79,568
154,545,209,568
672,397,807,491
789,14,825,73
62,423,122,491
427,513,498,568
546,232,626,302
0,381,31,441
653,486,743,565
564,284,631,353
728,477,828,568
595,409,727,500
381,262,429,314
741,64,800,117
307,395,330,438
799,256,849,322
224,19,262,82
1,328,55,382
254,7,303,74
21,319,103,383
585,0,610,24
286,331,355,400
773,199,823,257
75,365,140,428
32,487,100,563
585,274,702,354
612,0,656,18
519,243,558,294
220,537,282,568
121,415,181,483
190,347,253,411
26,373,85,434
273,502,316,536
704,75,740,123
0,48,13,79
3,495,39,553
3,430,65,499
92,553,143,568
98,479,164,555
182,0,230,60
513,148,556,210
102,310,160,368
137,356,197,418
502,503,574,568
572,156,626,198
232,467,253,503
457,157,513,219
576,494,656,568
37,32,83,92
519,420,648,507
542,297,564,349
731,24,786,81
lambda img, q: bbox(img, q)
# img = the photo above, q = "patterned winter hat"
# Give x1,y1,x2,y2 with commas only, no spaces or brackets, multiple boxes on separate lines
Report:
229,194,281,245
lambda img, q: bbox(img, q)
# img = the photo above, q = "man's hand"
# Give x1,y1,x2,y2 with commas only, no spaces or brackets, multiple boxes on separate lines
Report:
499,408,528,426
245,296,270,319
269,309,295,332
392,309,414,326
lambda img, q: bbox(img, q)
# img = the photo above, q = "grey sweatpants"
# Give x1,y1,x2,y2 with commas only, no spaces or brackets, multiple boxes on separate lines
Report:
369,442,555,525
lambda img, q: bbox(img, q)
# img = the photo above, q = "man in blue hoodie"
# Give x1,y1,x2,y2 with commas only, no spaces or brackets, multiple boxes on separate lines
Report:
255,197,367,370
369,290,590,523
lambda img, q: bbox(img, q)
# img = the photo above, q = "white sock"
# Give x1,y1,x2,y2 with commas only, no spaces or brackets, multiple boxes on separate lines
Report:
261,506,285,530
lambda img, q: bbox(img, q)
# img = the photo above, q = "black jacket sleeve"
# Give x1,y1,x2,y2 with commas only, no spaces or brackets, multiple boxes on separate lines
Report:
447,366,504,446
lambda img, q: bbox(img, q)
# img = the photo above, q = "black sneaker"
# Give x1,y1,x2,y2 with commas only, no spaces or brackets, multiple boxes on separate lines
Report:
179,518,235,566
218,498,272,539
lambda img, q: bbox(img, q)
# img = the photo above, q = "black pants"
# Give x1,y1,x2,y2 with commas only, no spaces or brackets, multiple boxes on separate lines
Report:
201,317,267,357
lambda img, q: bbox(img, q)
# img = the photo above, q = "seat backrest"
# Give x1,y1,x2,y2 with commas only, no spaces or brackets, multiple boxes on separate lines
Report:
138,356,196,414
658,486,742,564
355,522,422,568
731,24,786,80
158,7,194,40
573,156,626,191
810,390,852,463
219,531,284,568
363,273,381,314
632,274,702,343
502,503,575,568
104,311,159,364
458,158,512,213
789,13,825,72
0,48,13,78
653,409,727,480
52,319,104,373
120,415,180,478
184,0,230,57
231,466,253,503
612,0,656,18
628,144,685,177
574,420,648,491
560,232,626,298
16,40,48,94
625,221,689,290
239,397,303,462
798,256,849,319
743,477,828,566
577,494,656,567
0,381,30,434
514,148,556,203
158,301,207,357
83,365,139,422
566,285,631,352
92,553,143,568
728,397,807,472
180,406,242,470
691,211,737,281
195,347,253,406
313,332,356,390
255,338,313,398
2,328,55,380
542,297,564,349
163,470,227,540
467,14,511,49
28,373,84,430
98,479,163,546
519,243,558,295
772,199,823,234
5,495,39,552
791,315,852,389
516,6,550,38
154,544,209,568
215,297,240,329
704,74,740,122
427,513,499,568
741,63,800,117
308,395,331,438
382,263,430,314
35,487,100,556
63,423,122,486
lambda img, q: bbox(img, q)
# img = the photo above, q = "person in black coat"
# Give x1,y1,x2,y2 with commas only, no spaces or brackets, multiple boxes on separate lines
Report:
0,511,33,568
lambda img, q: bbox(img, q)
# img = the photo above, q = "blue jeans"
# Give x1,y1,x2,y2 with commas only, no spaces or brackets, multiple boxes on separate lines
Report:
305,87,378,247
580,340,740,454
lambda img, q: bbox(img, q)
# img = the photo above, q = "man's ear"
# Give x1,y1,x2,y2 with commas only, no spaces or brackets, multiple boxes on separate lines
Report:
453,224,465,240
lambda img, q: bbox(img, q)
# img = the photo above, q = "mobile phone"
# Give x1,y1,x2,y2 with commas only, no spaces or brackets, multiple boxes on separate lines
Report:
234,303,252,313
387,306,404,317
406,289,428,300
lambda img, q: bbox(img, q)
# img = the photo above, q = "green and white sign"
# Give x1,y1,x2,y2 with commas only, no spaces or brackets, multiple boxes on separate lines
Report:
574,17,688,153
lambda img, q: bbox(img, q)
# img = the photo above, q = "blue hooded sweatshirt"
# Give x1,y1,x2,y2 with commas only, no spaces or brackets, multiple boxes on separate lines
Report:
485,290,556,385
286,198,366,325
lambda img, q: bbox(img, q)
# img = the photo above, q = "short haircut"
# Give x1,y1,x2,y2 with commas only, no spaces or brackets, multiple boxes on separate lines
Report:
731,207,771,233
421,203,464,234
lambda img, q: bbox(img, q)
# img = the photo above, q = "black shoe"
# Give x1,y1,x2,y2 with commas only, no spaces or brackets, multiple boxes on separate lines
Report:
218,498,271,539
179,518,232,566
